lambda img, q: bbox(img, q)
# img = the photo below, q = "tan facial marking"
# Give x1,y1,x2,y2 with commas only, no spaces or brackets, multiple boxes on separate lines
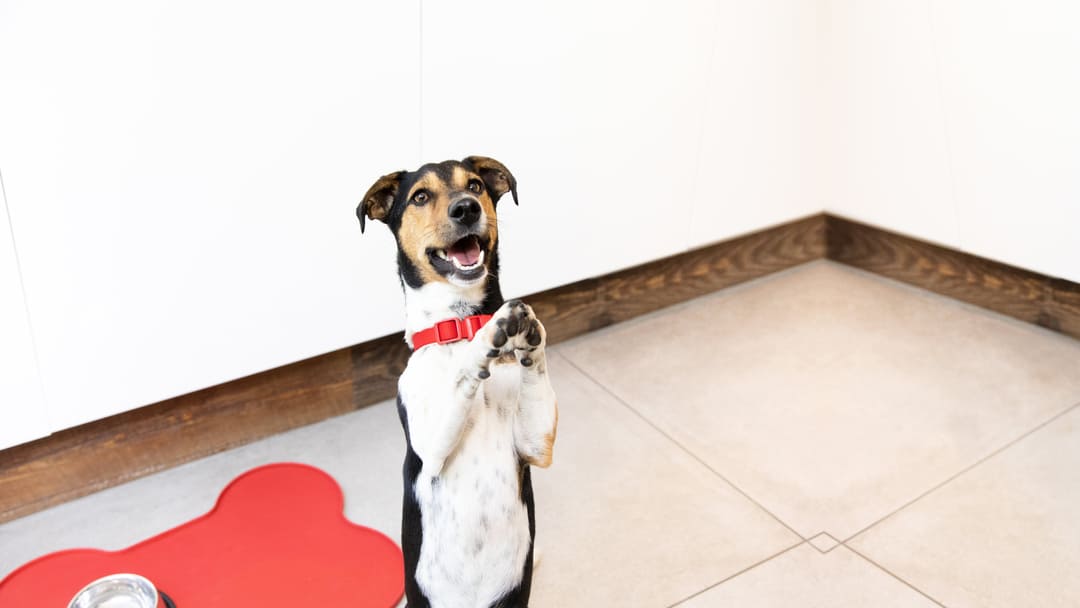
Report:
451,165,468,188
394,164,501,284
397,172,451,283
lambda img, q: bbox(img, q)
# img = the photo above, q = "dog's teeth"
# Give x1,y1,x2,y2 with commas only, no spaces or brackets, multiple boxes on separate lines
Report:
442,245,485,272
449,251,484,271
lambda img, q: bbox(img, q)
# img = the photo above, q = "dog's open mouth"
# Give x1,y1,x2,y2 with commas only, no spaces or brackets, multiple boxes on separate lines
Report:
428,235,487,282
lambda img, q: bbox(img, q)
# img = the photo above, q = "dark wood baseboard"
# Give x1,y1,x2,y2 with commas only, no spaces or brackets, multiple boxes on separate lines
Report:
0,214,825,524
825,214,1080,341
1048,278,1080,339
2,213,1076,525
0,348,357,524
532,213,828,344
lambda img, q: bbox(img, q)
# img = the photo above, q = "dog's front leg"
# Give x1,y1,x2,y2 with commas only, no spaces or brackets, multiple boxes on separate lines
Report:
400,316,518,479
511,311,558,468
479,300,559,468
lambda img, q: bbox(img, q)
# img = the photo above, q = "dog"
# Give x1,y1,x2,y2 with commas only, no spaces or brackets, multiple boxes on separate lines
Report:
358,156,559,608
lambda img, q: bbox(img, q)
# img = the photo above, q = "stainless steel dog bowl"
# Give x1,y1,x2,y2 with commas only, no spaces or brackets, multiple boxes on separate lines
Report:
68,573,159,608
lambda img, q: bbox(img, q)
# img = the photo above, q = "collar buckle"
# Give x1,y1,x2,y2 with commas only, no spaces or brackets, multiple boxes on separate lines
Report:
433,319,463,344
415,314,492,350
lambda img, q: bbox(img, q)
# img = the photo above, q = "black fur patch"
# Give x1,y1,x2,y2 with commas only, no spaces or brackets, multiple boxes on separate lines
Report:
397,397,431,608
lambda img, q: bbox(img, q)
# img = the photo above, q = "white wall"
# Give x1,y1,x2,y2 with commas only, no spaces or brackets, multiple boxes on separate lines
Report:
935,0,1080,282
420,0,823,299
0,185,50,449
422,0,716,296
824,0,1080,282
824,0,959,246
0,0,420,431
690,1,825,245
0,0,819,438
2,0,1076,441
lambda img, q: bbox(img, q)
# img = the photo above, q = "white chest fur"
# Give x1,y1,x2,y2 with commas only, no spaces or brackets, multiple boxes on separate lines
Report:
400,348,533,608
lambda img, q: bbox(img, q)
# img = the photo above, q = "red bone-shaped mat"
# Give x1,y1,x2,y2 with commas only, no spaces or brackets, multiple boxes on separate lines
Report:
0,463,404,607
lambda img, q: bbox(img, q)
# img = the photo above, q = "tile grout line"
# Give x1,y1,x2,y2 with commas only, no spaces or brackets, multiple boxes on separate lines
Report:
807,531,841,554
663,540,807,608
555,351,808,542
665,539,954,604
842,399,1080,545
842,543,950,608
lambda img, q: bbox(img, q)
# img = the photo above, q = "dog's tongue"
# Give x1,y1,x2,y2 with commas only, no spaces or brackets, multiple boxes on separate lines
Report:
448,237,481,266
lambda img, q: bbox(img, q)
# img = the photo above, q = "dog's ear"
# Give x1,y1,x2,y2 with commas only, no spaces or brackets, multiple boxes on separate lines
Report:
464,156,518,206
357,170,405,233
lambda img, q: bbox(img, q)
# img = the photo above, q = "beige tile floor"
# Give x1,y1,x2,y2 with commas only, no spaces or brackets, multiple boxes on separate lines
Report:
2,260,1079,606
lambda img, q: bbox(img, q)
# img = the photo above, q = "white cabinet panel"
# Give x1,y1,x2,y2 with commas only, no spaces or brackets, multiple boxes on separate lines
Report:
690,0,823,247
0,0,420,429
421,0,719,297
823,0,959,248
0,189,49,449
933,0,1080,281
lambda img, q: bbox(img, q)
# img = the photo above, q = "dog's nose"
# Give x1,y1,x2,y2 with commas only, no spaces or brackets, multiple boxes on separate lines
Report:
449,198,482,226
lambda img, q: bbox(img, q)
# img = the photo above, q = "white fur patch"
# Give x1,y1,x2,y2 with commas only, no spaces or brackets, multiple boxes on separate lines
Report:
404,360,532,607
404,281,487,348
398,283,558,608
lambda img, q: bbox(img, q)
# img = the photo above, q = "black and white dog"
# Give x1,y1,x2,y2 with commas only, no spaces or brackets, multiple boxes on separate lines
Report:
358,157,559,608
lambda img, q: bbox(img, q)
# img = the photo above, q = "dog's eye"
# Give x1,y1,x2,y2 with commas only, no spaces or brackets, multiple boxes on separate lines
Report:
467,180,483,194
412,191,429,205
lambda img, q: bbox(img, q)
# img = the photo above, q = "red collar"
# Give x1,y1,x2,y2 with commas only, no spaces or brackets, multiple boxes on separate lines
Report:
411,314,493,351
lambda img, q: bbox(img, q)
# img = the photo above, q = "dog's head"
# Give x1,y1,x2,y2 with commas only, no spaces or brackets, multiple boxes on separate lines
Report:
358,156,517,289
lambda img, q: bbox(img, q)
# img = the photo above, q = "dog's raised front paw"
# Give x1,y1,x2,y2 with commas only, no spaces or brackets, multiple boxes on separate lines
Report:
485,300,546,367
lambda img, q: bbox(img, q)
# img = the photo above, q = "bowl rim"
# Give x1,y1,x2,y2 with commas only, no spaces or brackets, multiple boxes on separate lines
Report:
67,572,159,608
